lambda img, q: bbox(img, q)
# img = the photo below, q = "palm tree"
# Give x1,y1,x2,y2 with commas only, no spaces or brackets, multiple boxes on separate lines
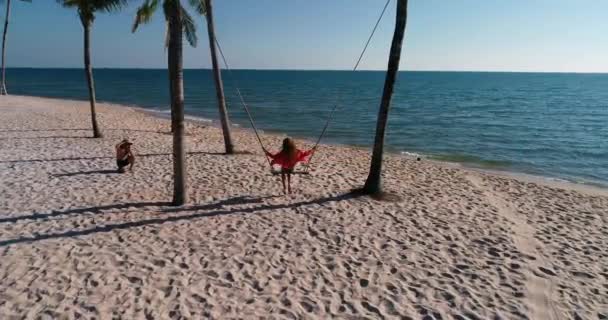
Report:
58,0,127,138
361,0,408,197
1,0,31,95
133,0,201,205
203,0,234,154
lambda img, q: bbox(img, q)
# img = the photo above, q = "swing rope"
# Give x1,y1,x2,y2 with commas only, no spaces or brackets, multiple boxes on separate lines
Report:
302,103,338,173
303,0,392,172
213,38,273,168
213,0,392,173
354,0,392,71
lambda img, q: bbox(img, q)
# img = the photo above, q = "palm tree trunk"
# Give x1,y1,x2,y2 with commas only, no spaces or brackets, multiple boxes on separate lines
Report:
81,15,102,138
168,1,187,206
362,0,408,195
1,0,11,95
204,0,234,154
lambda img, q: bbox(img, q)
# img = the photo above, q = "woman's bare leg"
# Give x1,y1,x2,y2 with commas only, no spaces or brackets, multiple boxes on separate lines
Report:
281,173,287,194
287,173,292,194
128,155,135,171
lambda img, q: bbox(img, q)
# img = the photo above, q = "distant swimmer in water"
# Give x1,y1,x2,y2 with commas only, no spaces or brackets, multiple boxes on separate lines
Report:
115,139,134,173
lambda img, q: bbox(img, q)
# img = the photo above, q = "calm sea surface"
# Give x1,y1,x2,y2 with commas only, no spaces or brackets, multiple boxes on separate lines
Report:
5,68,608,186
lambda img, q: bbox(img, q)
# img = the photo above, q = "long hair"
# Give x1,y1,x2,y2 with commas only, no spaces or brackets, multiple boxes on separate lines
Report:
281,138,297,161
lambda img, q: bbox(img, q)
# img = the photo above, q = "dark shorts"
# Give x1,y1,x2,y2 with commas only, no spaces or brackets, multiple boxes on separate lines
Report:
117,159,130,168
281,167,294,174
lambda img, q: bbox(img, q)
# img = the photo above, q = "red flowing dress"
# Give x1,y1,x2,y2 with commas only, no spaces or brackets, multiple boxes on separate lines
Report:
266,149,314,170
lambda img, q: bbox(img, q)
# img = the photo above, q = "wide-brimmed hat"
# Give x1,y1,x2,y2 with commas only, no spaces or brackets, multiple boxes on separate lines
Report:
120,139,133,146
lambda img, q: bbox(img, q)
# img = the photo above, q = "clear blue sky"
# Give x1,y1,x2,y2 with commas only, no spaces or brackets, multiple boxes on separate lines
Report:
6,0,608,72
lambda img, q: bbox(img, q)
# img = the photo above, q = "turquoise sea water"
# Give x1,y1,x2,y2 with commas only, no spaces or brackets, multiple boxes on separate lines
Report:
5,68,608,186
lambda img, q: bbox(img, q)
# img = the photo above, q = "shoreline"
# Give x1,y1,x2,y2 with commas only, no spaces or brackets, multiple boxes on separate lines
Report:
133,98,608,197
5,92,607,195
8,92,607,192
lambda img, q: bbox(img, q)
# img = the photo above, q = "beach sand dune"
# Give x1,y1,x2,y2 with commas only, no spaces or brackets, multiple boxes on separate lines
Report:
1,95,606,319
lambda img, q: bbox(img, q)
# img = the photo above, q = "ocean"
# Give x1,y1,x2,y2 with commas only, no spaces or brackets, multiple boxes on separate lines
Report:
5,68,608,186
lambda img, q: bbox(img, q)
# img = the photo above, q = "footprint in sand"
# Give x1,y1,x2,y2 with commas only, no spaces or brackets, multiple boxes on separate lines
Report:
281,297,292,307
152,259,166,267
361,301,383,318
127,276,143,285
537,266,557,276
191,294,207,304
223,271,235,282
571,271,595,279
279,309,297,319
300,300,316,313
359,278,369,287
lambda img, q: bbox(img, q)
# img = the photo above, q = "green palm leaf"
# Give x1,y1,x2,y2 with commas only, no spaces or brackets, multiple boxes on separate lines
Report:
187,0,205,15
132,0,202,47
58,0,128,12
57,0,128,23
181,4,197,47
132,0,160,32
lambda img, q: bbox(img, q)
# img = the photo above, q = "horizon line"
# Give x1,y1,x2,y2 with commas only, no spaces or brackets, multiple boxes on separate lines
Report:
5,67,608,74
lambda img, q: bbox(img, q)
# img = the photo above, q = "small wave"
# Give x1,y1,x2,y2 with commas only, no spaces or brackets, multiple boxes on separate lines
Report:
544,177,571,183
185,115,213,123
400,151,423,158
430,153,513,169
153,108,172,114
147,108,215,125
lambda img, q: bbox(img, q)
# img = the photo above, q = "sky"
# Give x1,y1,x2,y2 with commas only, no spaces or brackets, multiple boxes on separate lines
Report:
5,0,608,72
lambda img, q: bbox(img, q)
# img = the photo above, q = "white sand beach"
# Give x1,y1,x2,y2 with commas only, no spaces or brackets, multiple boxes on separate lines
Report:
0,95,606,319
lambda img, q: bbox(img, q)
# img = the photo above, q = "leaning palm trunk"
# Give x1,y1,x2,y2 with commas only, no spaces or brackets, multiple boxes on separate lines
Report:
362,0,408,195
167,1,187,206
204,0,234,154
1,0,11,95
80,15,102,138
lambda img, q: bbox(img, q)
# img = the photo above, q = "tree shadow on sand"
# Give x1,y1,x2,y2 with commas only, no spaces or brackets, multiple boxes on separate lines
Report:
0,151,249,165
0,128,169,135
53,169,122,177
0,201,170,224
0,193,361,247
0,128,171,141
0,136,95,140
0,196,267,224
107,128,170,135
0,128,90,132
0,156,114,164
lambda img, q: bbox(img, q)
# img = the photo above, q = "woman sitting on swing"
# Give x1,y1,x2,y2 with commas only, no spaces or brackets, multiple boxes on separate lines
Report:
264,138,316,194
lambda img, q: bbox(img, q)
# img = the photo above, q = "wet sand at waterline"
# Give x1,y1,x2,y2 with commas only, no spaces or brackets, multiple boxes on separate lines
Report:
1,95,606,319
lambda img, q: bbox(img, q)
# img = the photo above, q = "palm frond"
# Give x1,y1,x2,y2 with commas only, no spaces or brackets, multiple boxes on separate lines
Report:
164,20,170,48
56,0,78,8
57,0,127,26
181,5,197,47
162,0,171,22
162,0,172,48
132,0,160,33
57,0,126,12
188,0,206,15
78,8,95,24
93,0,129,14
